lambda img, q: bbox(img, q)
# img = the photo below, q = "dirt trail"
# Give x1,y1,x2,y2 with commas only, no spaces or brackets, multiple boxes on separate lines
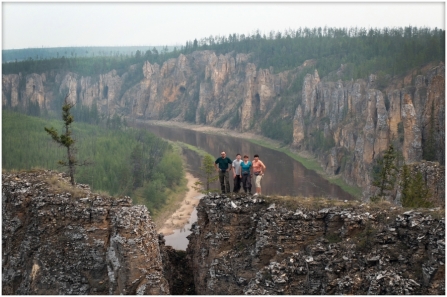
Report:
158,172,202,236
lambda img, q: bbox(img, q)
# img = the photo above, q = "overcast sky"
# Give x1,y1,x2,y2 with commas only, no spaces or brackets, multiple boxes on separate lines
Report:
2,2,445,50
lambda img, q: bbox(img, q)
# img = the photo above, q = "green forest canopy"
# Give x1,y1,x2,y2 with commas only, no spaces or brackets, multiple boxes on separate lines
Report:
3,26,444,80
2,45,175,63
2,26,444,147
2,110,184,214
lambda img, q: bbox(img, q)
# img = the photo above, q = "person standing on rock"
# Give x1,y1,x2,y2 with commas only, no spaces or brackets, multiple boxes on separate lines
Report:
215,151,233,194
240,155,253,194
232,153,243,193
252,154,266,196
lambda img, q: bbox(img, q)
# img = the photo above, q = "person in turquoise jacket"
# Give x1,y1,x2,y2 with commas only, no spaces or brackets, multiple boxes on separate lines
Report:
240,155,253,194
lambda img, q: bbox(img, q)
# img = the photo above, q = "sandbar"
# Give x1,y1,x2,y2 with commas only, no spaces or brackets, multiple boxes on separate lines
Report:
158,172,202,236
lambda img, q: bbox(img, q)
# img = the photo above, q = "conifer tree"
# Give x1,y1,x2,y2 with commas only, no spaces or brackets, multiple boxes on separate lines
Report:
400,165,432,208
44,94,88,185
193,154,219,193
371,144,398,202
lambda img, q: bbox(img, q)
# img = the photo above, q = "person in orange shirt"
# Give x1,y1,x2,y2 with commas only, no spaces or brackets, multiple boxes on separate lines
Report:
252,154,266,196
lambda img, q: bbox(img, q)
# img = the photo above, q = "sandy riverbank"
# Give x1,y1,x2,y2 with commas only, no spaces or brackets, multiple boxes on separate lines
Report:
140,119,316,159
157,172,203,236
142,119,276,142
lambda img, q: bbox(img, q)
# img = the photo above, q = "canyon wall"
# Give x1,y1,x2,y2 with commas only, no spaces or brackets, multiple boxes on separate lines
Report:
2,51,444,200
292,64,445,200
2,170,169,295
187,194,445,295
1,51,308,131
3,171,444,295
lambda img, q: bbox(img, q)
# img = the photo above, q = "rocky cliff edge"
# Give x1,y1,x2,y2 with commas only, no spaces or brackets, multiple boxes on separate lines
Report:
2,170,445,295
2,170,169,295
187,194,445,295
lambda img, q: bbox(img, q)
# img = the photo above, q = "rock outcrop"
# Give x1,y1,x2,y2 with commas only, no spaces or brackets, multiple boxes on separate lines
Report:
292,105,305,148
1,51,299,131
293,63,445,201
2,171,445,295
158,234,195,295
2,170,169,295
2,50,444,202
187,194,445,295
2,74,20,108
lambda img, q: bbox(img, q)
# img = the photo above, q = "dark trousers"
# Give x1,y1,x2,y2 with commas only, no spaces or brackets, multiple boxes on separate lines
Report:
219,170,231,193
233,175,242,193
241,173,252,193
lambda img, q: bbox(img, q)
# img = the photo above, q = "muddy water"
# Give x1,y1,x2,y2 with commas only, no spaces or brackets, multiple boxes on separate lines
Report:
143,123,355,200
141,123,355,250
163,198,200,250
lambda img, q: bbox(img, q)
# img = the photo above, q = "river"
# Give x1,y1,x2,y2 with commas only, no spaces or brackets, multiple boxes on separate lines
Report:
162,203,199,250
138,122,355,249
142,123,355,199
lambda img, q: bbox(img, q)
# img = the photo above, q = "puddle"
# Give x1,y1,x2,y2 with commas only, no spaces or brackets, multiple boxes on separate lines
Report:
163,195,202,250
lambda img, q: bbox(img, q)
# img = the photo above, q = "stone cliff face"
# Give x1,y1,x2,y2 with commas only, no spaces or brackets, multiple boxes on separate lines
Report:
396,161,445,208
187,194,445,295
2,170,169,295
158,235,195,295
1,51,303,131
2,171,445,295
293,63,445,201
2,73,20,107
2,51,444,200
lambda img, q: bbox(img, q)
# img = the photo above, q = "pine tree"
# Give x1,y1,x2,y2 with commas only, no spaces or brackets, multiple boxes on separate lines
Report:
371,144,398,202
44,94,89,185
400,165,432,208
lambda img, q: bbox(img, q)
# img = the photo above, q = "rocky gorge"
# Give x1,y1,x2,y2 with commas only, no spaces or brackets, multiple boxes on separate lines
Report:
2,170,445,294
187,194,445,295
2,170,170,295
2,50,444,203
293,64,445,201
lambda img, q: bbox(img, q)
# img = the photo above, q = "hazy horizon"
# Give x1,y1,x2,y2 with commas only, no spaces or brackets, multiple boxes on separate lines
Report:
2,2,445,50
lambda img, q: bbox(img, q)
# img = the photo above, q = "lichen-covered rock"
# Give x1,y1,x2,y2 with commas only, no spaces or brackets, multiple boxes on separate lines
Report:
2,170,169,295
187,194,445,295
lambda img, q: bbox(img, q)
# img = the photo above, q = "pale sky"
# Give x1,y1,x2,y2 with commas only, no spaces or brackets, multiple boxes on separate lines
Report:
1,1,445,50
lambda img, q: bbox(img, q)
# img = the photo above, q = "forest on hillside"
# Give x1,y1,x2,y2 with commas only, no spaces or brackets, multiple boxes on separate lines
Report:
3,26,444,81
2,110,184,215
2,26,444,148
2,26,443,207
2,45,174,63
